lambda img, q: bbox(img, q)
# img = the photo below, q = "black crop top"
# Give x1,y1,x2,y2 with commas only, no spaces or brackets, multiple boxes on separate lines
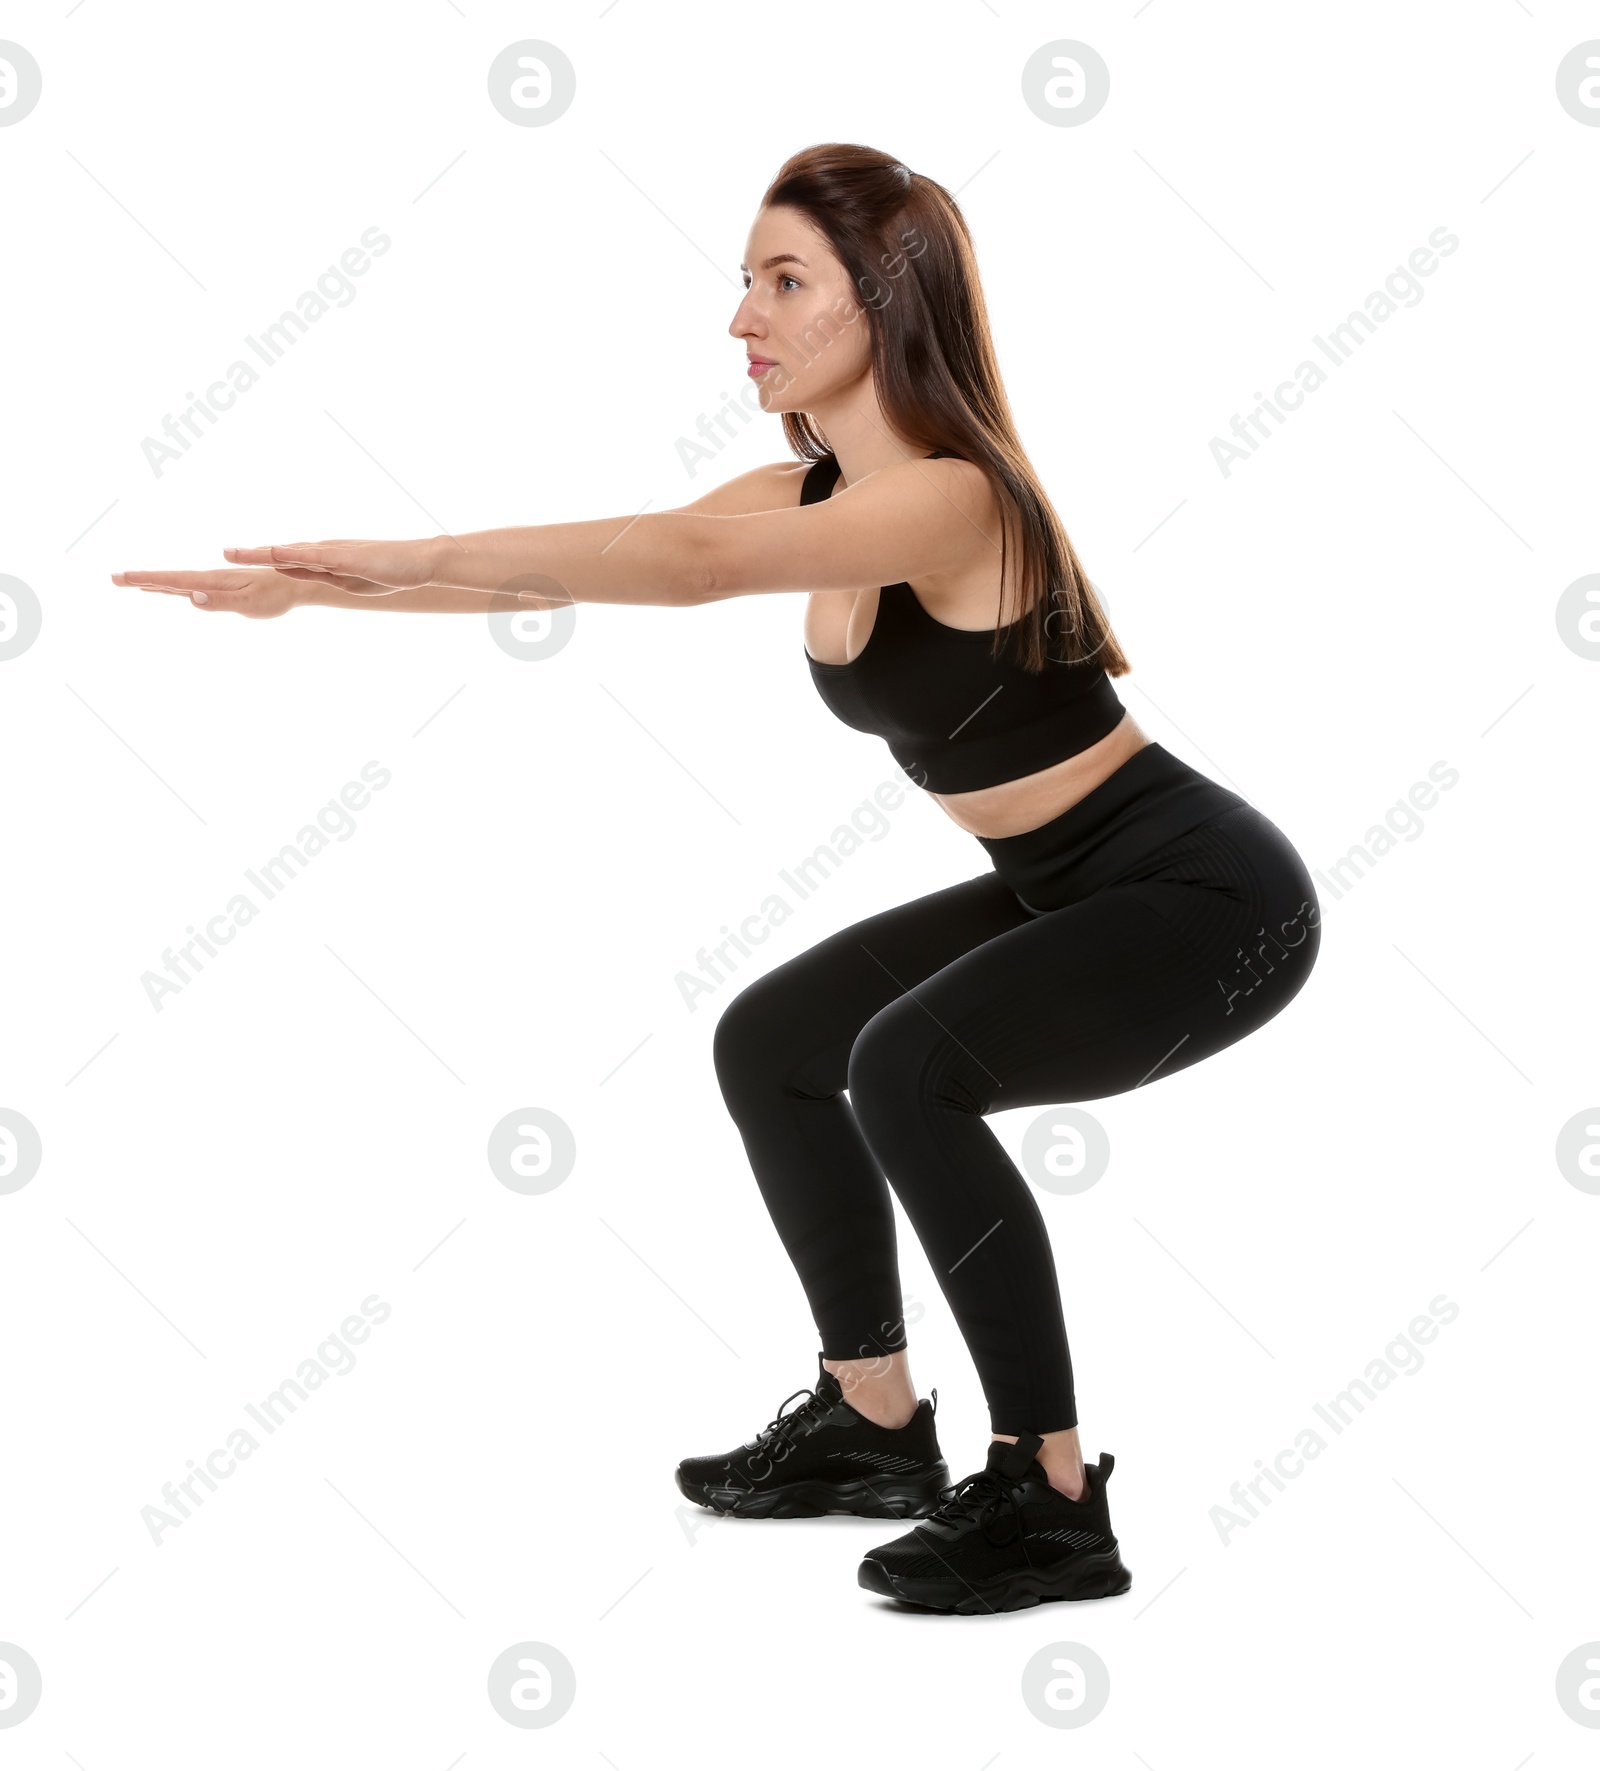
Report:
800,454,1126,792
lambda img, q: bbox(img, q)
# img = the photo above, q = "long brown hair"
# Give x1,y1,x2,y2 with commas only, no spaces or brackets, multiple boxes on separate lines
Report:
762,142,1130,677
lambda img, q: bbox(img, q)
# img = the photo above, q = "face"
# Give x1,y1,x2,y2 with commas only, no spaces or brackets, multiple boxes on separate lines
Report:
729,204,873,414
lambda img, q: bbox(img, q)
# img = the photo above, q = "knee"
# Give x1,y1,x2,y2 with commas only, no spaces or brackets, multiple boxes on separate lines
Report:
847,1000,936,1127
710,970,810,1116
848,997,987,1131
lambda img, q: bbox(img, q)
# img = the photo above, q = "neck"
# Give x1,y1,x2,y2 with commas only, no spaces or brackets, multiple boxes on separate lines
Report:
804,379,927,486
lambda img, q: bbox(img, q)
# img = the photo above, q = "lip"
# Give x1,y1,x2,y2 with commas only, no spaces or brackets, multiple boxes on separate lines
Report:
746,356,778,376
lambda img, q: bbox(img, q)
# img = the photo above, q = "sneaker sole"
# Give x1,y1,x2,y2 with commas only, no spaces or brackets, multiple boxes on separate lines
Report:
857,1542,1132,1613
675,1463,952,1520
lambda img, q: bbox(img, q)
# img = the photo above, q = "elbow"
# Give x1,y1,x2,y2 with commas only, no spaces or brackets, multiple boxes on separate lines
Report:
676,518,728,606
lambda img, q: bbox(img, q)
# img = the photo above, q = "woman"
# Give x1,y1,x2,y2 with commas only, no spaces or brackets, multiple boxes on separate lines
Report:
113,143,1321,1616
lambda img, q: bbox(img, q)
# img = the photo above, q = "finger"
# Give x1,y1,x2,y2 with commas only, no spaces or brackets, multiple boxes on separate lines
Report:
111,569,246,609
223,546,355,564
268,543,342,569
131,584,212,605
224,541,367,563
111,570,230,590
219,556,336,583
145,583,215,606
222,543,336,569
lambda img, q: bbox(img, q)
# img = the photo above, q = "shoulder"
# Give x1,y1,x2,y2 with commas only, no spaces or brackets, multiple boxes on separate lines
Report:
669,459,818,515
851,453,992,496
847,454,999,525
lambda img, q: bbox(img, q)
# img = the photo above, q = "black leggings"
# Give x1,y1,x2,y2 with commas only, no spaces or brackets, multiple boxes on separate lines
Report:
712,743,1321,1435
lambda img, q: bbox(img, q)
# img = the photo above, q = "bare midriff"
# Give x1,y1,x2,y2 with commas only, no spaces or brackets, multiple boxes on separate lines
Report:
928,711,1153,838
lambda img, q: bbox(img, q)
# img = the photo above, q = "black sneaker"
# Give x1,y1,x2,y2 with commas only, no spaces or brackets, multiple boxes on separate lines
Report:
857,1432,1132,1613
674,1355,951,1519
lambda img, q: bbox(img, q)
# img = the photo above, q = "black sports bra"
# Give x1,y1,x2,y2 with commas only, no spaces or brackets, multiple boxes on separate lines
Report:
800,453,1126,793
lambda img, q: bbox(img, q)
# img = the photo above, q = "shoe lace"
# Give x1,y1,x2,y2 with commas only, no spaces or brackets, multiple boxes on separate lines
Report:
750,1386,832,1458
928,1469,1034,1562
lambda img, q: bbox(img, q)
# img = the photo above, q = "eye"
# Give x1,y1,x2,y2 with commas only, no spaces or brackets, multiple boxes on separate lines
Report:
778,273,801,292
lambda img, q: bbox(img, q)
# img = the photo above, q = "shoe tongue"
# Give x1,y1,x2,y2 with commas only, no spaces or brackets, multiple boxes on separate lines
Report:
987,1434,1044,1481
813,1355,844,1404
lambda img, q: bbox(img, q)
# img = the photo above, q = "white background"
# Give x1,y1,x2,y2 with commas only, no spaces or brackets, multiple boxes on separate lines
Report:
2,0,1597,1763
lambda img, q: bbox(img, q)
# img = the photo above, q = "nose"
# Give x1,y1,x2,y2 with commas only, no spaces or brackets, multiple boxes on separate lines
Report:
728,288,764,342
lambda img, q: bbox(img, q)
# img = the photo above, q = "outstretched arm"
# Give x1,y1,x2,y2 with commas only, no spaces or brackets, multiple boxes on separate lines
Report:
266,460,823,612
432,454,995,605
110,456,996,617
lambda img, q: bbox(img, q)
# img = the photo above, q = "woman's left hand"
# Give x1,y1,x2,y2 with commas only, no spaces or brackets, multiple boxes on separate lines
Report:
223,535,444,591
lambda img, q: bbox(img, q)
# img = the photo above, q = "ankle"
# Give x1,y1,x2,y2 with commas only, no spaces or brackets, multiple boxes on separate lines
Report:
853,1396,918,1429
1044,1461,1087,1502
822,1355,919,1430
993,1430,1087,1502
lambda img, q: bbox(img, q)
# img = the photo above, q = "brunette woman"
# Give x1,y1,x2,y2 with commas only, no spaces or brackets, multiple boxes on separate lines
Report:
113,143,1321,1615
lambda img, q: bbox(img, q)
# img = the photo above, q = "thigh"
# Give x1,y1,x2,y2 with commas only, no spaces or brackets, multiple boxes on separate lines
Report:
712,870,1033,1096
851,807,1321,1111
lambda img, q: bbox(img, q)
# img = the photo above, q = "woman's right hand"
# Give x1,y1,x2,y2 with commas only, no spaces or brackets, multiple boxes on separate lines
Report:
108,565,390,616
